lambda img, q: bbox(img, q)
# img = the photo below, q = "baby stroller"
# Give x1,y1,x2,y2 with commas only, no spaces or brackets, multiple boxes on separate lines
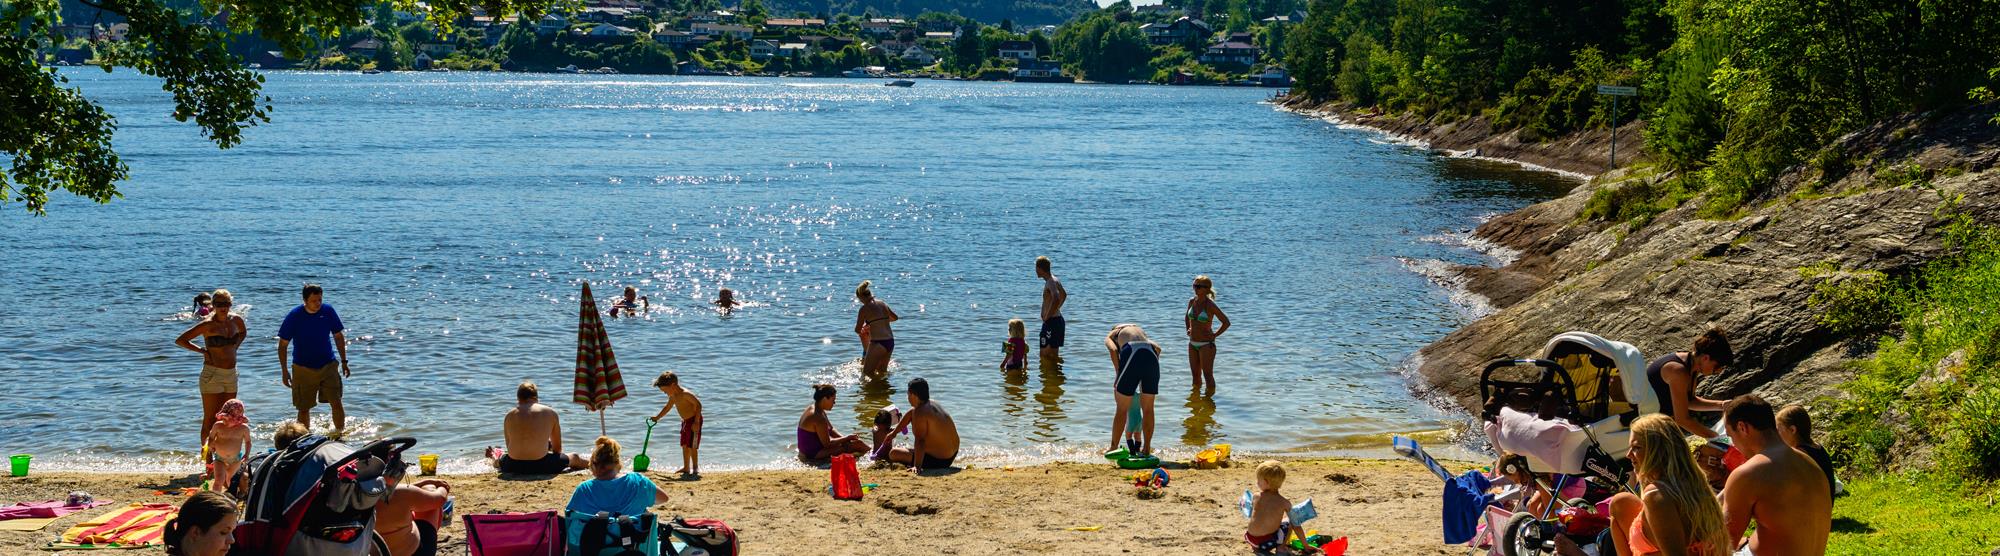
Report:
1478,331,1657,556
231,434,418,556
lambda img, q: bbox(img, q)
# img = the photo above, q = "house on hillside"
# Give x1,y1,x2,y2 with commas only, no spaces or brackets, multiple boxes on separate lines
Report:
576,7,635,24
1198,39,1259,65
921,31,956,43
691,23,753,41
860,18,906,35
345,38,382,58
1256,66,1290,87
995,40,1036,60
765,18,826,30
1142,17,1209,45
581,24,637,39
652,26,693,45
536,14,569,35
687,10,736,23
900,44,935,65
778,42,814,57
750,40,778,59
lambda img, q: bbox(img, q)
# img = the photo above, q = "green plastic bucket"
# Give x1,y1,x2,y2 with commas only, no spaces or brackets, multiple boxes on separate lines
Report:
9,455,29,477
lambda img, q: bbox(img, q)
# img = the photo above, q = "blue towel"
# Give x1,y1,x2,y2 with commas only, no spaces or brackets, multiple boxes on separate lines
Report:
1441,470,1493,544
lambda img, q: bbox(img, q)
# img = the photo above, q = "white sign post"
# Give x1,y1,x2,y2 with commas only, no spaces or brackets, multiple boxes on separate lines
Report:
1597,85,1638,172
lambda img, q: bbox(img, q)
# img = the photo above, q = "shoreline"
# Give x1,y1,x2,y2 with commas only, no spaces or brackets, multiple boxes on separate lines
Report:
1,457,1477,555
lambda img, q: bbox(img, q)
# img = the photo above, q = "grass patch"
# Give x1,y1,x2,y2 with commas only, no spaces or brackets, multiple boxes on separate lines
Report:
1828,473,2000,555
1581,173,1698,226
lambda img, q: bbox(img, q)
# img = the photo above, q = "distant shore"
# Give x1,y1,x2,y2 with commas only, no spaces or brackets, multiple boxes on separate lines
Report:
0,457,1471,555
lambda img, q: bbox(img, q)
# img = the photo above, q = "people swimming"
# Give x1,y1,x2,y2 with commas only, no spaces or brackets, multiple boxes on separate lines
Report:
489,381,588,475
1185,275,1230,393
1036,256,1067,361
205,399,251,493
610,286,648,318
192,292,212,319
1719,395,1832,555
714,288,740,311
1000,318,1029,372
884,378,960,471
1105,324,1161,457
1646,328,1735,438
176,288,244,447
854,281,899,375
1609,414,1730,556
798,383,869,461
648,371,704,478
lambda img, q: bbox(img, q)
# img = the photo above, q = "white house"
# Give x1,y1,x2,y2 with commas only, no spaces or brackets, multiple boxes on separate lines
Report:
536,14,569,35
583,24,636,38
900,44,935,65
778,42,813,57
994,40,1035,60
750,39,778,59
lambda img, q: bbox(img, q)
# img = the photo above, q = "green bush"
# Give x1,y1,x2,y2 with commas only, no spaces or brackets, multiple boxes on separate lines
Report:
1581,173,1694,226
1943,385,2000,479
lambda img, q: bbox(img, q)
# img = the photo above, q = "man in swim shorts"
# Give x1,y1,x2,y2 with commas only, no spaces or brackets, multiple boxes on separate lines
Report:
1037,256,1068,360
490,381,587,474
278,284,351,435
1106,324,1161,456
886,378,960,470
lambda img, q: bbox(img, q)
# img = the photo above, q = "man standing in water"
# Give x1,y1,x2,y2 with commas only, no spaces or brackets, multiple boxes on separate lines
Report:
278,284,351,435
1036,256,1068,361
1720,394,1832,555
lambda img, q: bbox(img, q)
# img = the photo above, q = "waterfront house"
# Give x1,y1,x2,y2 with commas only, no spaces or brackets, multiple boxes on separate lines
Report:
900,44,936,65
765,18,826,30
652,26,693,45
995,40,1035,60
1256,65,1291,87
1013,59,1067,82
799,35,854,50
1143,17,1209,45
536,14,569,35
1199,40,1259,65
413,52,432,70
345,38,381,58
750,39,778,59
691,23,753,41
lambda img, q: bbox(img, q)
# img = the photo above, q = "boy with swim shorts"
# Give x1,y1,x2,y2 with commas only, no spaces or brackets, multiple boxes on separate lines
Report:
1247,460,1317,555
650,372,704,477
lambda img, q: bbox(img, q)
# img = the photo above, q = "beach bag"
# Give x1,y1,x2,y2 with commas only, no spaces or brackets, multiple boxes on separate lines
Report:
564,511,659,556
664,518,738,556
830,454,863,500
465,511,562,556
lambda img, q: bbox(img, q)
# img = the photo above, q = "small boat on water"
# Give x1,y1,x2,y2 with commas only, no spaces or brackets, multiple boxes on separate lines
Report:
556,64,580,73
842,67,872,78
361,68,383,74
884,80,915,87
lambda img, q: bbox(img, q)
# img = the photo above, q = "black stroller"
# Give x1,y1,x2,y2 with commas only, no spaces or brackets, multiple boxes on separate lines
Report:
231,435,417,556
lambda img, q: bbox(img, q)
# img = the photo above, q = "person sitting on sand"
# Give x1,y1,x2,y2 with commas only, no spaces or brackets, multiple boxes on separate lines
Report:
489,381,588,474
870,406,903,461
273,421,309,451
610,286,648,318
648,371,703,477
885,378,960,470
206,399,252,493
164,491,236,556
798,384,869,461
1105,324,1161,457
1776,405,1837,501
1646,328,1735,438
565,437,670,523
1720,395,1832,556
1246,461,1317,555
1608,414,1729,556
375,458,451,556
715,288,740,310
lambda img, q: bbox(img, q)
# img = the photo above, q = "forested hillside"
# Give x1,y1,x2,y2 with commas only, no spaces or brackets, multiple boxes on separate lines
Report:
764,0,1098,26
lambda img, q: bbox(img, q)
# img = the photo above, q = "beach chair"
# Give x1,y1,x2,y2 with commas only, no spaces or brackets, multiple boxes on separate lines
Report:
465,511,563,556
564,510,660,556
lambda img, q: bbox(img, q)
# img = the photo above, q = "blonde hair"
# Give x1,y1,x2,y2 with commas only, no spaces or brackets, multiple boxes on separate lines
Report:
1776,404,1815,444
591,436,622,473
209,289,233,316
1193,275,1214,299
1255,460,1285,489
1008,318,1026,339
1629,414,1729,553
855,280,873,300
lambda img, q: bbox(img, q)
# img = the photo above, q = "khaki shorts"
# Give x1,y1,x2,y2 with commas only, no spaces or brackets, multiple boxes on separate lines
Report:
291,362,343,410
199,365,238,394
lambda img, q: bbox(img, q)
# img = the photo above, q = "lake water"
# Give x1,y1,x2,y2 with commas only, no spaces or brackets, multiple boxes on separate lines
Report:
0,71,1576,472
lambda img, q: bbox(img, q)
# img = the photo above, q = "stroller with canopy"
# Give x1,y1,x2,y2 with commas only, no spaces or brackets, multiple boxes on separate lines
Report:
230,434,417,556
1477,331,1657,556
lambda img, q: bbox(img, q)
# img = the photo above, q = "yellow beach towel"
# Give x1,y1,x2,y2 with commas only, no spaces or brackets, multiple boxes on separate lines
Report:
44,503,178,550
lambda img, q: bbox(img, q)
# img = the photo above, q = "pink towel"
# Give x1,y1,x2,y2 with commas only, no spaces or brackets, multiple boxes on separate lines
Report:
0,499,111,521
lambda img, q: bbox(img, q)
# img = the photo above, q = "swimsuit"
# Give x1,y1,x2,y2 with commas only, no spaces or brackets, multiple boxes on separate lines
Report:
413,519,438,556
797,428,826,459
1002,337,1028,370
1039,315,1066,349
679,416,703,449
1187,301,1214,349
1115,342,1161,396
1645,353,1691,418
918,451,957,470
872,338,895,355
1628,486,1710,556
496,452,570,475
1244,521,1289,552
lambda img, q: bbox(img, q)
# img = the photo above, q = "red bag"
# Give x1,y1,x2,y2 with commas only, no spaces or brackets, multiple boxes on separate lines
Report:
464,511,562,556
830,454,863,500
666,517,739,556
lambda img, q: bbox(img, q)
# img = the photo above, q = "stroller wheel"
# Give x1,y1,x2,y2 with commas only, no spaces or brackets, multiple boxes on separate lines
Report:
1499,511,1549,556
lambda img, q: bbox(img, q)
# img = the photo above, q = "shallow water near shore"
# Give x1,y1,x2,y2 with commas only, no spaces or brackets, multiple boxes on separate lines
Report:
0,71,1574,473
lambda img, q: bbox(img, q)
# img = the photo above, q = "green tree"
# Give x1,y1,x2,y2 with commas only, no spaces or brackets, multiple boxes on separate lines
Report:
4,0,561,215
950,25,985,72
1028,29,1051,59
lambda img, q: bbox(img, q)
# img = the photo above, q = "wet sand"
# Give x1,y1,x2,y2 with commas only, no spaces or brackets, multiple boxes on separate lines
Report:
0,457,1475,555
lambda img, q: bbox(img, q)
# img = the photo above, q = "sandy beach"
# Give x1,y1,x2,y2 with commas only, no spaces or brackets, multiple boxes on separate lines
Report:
0,457,1475,555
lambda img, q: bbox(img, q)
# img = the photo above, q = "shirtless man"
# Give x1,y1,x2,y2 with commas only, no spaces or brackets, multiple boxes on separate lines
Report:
887,378,960,470
797,384,869,461
610,286,648,318
1036,256,1068,360
1720,394,1832,555
488,381,587,474
374,460,450,556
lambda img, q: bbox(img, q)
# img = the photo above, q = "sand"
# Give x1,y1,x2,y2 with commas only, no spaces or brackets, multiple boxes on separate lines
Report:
0,457,1477,555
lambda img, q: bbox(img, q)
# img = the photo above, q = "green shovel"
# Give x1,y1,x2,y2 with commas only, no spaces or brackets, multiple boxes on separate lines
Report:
633,418,657,473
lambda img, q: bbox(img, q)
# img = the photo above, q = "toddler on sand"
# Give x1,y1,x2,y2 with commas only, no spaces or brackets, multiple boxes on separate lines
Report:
207,399,252,493
1246,460,1317,555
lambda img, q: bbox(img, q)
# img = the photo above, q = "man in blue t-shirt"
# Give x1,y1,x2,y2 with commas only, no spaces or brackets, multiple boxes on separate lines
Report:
278,283,351,435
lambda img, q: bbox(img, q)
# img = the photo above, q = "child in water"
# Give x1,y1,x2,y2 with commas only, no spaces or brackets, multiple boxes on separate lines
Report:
1246,460,1317,554
193,292,212,318
1000,319,1029,371
611,286,648,317
714,288,740,310
206,399,252,493
649,372,703,477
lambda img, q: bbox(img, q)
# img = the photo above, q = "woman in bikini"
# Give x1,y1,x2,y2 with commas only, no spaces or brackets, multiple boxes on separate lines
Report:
176,289,246,448
853,281,900,376
1608,414,1730,556
1185,275,1230,392
797,384,869,461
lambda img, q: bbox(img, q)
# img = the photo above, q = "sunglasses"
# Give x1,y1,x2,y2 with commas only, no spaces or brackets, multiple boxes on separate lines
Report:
212,301,232,307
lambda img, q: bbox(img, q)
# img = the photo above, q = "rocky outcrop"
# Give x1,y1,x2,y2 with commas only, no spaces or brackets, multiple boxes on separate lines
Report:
1281,98,1648,178
1409,104,2000,411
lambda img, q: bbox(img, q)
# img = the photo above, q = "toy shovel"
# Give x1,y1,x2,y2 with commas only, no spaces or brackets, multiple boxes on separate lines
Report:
634,418,657,472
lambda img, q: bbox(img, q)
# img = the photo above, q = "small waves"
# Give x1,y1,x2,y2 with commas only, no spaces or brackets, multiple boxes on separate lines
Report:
1395,256,1495,319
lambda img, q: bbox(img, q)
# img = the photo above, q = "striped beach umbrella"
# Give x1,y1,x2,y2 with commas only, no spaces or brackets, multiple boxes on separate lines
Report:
573,281,625,436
